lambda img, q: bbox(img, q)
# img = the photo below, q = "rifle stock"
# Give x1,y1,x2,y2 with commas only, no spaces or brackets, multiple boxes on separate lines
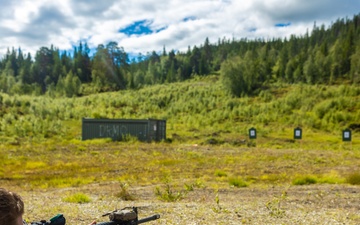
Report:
96,213,160,225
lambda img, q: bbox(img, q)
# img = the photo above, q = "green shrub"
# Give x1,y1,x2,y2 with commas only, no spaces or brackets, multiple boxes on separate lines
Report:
318,171,345,184
62,193,91,204
215,170,227,177
229,177,248,188
346,173,360,185
318,176,344,184
292,175,317,185
115,183,136,201
121,134,139,143
259,90,274,102
155,184,185,202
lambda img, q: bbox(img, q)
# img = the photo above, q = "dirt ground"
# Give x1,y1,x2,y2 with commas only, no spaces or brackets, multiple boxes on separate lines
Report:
9,182,360,225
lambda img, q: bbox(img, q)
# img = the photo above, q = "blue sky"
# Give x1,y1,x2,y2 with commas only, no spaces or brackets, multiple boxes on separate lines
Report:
0,0,359,58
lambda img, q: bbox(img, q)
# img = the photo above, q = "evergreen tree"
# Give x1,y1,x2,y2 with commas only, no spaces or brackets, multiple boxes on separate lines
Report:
74,42,92,83
33,47,55,92
350,42,360,83
19,53,33,84
0,61,15,93
190,46,201,75
303,54,317,84
91,43,127,91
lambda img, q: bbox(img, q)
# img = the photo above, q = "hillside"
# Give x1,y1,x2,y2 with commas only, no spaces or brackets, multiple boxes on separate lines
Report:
0,75,358,149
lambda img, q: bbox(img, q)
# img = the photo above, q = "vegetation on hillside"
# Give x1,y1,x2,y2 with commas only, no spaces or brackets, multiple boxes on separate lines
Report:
0,75,358,147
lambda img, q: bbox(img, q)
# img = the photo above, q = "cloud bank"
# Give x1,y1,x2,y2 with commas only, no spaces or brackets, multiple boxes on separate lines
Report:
0,0,359,58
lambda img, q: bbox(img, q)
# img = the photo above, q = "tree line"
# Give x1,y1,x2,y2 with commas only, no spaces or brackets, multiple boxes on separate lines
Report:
0,14,360,97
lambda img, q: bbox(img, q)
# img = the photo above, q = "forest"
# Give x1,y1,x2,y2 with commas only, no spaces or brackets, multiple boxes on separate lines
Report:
0,14,360,97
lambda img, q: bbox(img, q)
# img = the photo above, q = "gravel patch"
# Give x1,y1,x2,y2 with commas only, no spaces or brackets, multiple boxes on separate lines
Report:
7,183,360,225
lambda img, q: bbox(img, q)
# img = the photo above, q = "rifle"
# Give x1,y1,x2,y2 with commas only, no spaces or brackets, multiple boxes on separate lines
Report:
30,214,66,225
96,207,160,225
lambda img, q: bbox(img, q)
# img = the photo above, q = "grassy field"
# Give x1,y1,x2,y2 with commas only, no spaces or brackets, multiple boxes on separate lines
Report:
2,142,360,224
1,141,360,189
1,75,360,224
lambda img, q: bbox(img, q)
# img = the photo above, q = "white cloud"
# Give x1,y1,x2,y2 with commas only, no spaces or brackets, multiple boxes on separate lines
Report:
0,0,359,59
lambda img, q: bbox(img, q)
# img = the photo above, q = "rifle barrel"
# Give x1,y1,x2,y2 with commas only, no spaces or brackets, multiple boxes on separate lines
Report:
138,214,160,224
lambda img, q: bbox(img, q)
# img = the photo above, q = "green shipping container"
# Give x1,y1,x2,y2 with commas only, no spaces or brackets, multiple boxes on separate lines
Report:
82,118,166,142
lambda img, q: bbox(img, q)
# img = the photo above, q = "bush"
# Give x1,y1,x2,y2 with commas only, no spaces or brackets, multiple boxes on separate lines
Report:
115,183,136,201
215,170,227,177
292,175,317,185
229,177,248,188
317,171,345,184
346,173,360,185
155,184,185,202
62,192,91,204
